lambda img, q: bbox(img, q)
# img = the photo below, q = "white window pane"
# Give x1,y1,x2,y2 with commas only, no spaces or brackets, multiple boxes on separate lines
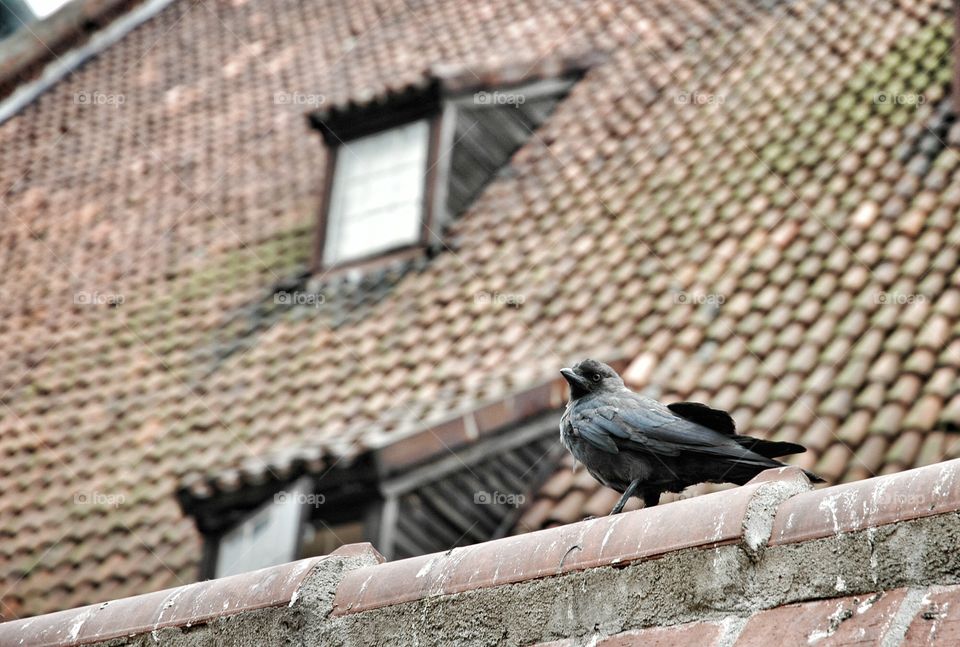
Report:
325,119,430,264
338,203,423,261
215,483,306,577
24,0,71,18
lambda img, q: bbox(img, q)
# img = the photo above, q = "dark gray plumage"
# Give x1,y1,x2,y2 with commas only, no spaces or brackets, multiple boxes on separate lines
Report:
560,359,823,515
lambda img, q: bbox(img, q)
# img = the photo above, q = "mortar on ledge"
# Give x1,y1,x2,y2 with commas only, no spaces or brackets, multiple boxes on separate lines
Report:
3,461,960,647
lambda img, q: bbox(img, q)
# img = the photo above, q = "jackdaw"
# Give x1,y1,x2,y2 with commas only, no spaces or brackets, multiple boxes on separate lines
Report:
560,359,823,515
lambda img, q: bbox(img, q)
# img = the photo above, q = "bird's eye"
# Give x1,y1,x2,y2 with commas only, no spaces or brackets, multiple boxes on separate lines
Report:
591,373,602,382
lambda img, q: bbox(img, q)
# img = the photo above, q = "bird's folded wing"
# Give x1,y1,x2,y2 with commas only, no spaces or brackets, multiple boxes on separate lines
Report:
576,419,620,454
616,406,727,447
575,408,681,456
587,404,780,468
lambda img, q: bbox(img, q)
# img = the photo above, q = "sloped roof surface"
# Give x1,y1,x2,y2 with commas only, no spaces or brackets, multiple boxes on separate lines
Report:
0,0,959,621
514,0,960,531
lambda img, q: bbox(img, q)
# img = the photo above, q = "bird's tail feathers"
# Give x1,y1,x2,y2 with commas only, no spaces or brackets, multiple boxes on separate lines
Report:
732,437,827,483
803,469,826,483
725,457,826,485
734,436,806,458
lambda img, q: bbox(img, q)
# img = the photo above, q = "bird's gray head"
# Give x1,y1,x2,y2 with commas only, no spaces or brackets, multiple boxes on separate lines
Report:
560,359,625,399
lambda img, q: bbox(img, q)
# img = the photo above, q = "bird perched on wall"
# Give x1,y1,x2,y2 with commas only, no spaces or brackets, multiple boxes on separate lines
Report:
560,359,823,515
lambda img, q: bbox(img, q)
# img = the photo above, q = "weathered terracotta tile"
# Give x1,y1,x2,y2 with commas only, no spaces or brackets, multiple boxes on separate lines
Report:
769,460,960,546
595,622,723,647
734,589,906,647
902,584,960,645
0,557,327,647
333,470,805,616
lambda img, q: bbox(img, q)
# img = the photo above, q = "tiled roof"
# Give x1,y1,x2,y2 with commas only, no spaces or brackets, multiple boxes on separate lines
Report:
513,0,960,528
0,0,958,623
0,0,147,100
177,372,574,505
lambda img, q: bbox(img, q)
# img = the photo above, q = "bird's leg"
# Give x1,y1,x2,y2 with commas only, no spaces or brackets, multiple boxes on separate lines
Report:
610,479,641,515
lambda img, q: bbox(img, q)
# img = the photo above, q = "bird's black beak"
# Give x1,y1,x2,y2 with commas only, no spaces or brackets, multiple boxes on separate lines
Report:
561,368,589,397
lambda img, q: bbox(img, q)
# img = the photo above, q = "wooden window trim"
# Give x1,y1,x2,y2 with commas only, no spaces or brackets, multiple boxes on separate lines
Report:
311,109,446,274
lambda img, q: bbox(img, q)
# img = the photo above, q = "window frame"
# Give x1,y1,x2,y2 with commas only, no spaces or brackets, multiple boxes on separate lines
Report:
312,106,447,273
193,410,561,577
211,477,311,578
195,464,384,579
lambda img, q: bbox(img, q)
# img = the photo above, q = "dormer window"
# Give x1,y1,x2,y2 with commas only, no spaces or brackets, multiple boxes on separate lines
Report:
324,119,432,265
179,409,562,577
308,68,584,272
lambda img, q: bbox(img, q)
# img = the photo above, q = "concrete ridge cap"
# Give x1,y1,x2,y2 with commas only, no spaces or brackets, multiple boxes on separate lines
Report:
0,544,383,647
768,458,960,546
740,466,815,556
331,466,808,617
332,461,960,617
14,463,960,642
